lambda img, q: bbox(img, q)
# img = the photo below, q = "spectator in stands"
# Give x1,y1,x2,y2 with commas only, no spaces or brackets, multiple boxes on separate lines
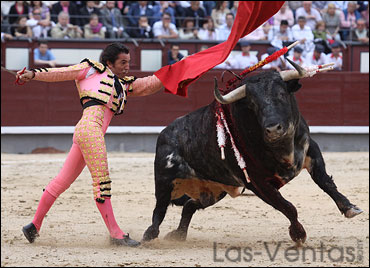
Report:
50,1,80,27
211,1,231,28
128,15,153,38
325,41,342,70
50,11,83,39
152,1,176,26
322,3,342,42
8,1,30,25
216,12,234,41
340,1,362,40
84,13,105,40
273,2,294,27
361,3,369,27
242,24,267,41
28,1,51,22
313,20,328,40
203,1,216,17
152,12,179,39
214,53,237,70
292,16,315,56
312,1,330,14
11,15,33,38
1,12,14,41
295,1,322,30
288,1,303,19
1,1,15,20
198,16,218,40
127,1,155,27
27,6,53,38
100,1,128,39
268,20,293,49
168,43,184,65
184,1,207,29
230,1,239,18
79,1,102,28
331,1,349,11
305,44,327,66
34,41,56,67
286,46,306,69
351,18,369,43
179,17,199,40
233,40,258,70
199,44,209,51
261,46,286,71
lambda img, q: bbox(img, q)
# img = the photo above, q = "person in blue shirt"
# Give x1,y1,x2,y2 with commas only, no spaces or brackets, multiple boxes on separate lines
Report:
34,41,57,67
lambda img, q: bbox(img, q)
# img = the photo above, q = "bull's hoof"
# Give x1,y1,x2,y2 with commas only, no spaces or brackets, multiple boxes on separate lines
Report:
289,222,307,244
344,206,363,218
142,226,159,242
164,230,187,241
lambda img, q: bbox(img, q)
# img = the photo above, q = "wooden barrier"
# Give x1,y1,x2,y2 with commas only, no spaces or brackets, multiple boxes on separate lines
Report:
1,70,368,127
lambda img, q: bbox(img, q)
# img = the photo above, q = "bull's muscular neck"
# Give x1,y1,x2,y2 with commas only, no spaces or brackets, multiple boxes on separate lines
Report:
217,102,276,180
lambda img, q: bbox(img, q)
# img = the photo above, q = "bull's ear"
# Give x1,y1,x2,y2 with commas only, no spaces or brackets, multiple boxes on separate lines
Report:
286,79,302,93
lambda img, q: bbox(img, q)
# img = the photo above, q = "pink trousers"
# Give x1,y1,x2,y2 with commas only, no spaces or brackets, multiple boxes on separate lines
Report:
32,105,125,238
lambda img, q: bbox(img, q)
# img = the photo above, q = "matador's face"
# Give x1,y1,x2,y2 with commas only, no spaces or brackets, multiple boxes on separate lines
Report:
108,53,130,78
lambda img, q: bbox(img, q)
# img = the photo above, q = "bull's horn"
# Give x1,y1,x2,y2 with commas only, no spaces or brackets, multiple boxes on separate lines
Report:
214,77,246,104
279,57,307,81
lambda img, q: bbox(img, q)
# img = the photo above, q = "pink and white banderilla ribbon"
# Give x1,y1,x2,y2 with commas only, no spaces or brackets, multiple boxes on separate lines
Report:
216,108,250,183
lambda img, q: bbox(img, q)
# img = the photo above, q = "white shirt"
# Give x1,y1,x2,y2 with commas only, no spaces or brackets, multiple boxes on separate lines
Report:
325,53,343,70
305,52,327,66
291,24,315,55
214,54,238,69
198,28,218,40
295,7,322,30
152,21,178,37
233,53,259,69
286,55,306,69
268,25,293,49
216,24,232,41
291,24,314,42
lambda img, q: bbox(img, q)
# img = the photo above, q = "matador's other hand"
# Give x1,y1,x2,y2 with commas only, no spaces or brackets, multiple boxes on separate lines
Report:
16,69,35,84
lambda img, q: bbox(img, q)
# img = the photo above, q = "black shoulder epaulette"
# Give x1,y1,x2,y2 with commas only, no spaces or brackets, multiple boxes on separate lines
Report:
80,58,106,73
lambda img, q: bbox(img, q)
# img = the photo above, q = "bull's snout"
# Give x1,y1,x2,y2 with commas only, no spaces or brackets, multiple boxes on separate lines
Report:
264,123,284,141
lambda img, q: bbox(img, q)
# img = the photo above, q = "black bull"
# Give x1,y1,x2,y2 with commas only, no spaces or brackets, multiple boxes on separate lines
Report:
142,64,363,244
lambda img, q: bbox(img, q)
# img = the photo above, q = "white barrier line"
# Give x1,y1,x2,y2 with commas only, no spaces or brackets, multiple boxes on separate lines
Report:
1,126,369,134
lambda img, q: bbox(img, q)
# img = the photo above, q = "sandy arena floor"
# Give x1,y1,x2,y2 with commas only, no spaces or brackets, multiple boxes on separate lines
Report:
1,152,369,267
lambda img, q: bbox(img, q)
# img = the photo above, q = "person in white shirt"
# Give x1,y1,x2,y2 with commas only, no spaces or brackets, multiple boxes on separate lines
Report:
198,16,218,40
214,53,237,70
295,1,322,30
305,44,327,66
291,16,315,57
152,12,178,39
268,20,293,49
233,40,259,69
325,41,343,70
261,46,286,71
216,13,234,41
286,46,306,69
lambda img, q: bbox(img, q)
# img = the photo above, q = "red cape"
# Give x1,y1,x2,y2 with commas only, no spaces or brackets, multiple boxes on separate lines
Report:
154,1,285,97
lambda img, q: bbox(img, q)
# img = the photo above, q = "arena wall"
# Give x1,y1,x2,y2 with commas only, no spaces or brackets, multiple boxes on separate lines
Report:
1,40,369,153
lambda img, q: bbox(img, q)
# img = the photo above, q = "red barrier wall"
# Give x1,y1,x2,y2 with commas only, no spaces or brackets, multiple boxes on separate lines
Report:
1,70,368,127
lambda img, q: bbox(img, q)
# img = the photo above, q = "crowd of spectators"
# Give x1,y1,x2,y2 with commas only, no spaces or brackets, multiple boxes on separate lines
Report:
1,1,368,43
1,1,368,70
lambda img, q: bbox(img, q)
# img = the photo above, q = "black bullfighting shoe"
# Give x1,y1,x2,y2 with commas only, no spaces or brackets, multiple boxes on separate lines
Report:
22,222,39,243
111,233,141,247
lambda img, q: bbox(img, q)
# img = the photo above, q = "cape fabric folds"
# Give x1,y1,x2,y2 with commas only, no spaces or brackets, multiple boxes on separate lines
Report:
154,1,285,97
